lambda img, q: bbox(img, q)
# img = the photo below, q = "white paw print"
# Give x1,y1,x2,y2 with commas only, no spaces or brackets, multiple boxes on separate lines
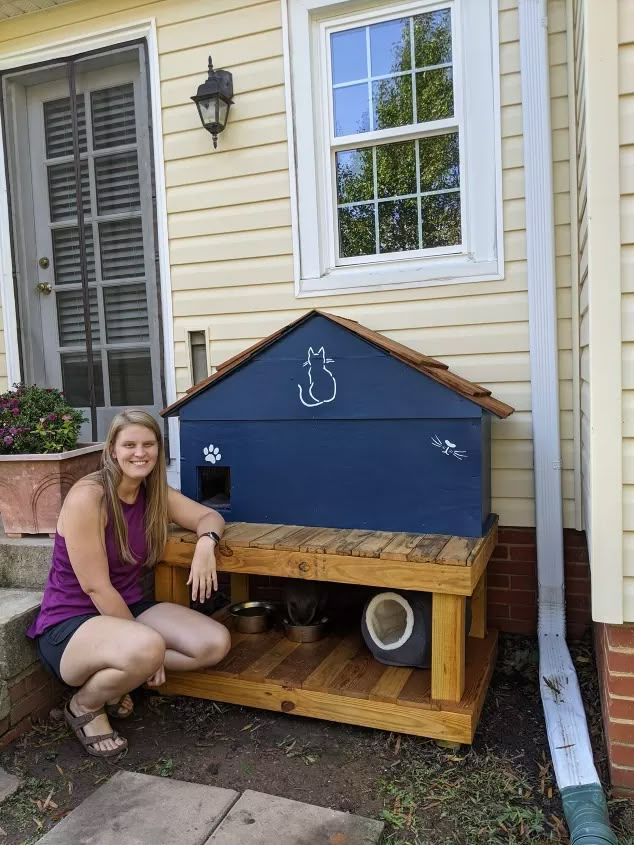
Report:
203,444,222,464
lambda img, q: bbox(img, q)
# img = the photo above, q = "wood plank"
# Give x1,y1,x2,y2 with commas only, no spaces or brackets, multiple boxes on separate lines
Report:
468,519,499,568
431,594,466,703
240,637,300,682
249,524,304,549
160,671,473,743
299,528,351,554
469,572,487,638
303,633,362,691
351,532,396,558
369,666,413,703
273,526,326,550
223,523,284,547
435,536,478,566
330,650,387,699
267,634,341,686
212,630,279,677
319,529,374,555
439,633,497,714
380,533,425,561
172,566,191,607
407,535,452,562
397,668,435,709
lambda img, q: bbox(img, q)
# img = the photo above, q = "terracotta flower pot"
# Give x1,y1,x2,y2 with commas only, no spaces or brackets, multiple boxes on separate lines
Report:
0,443,103,537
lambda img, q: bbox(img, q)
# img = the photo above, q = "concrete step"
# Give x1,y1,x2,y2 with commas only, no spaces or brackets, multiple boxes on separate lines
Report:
34,772,384,845
0,588,41,681
0,526,52,590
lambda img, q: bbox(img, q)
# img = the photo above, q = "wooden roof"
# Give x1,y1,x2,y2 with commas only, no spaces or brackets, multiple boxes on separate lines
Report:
161,310,514,419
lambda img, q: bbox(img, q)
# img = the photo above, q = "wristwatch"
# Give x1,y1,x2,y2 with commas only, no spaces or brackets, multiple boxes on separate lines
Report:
199,530,221,546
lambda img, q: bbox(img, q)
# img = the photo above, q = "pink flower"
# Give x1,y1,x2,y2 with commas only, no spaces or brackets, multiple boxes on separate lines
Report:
62,414,72,421
47,413,57,421
11,407,19,416
3,435,13,445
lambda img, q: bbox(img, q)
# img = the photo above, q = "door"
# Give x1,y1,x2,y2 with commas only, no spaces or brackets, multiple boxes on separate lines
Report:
6,47,163,440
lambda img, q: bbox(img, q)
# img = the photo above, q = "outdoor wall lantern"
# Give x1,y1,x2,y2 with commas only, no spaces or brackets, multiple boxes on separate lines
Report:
192,56,234,149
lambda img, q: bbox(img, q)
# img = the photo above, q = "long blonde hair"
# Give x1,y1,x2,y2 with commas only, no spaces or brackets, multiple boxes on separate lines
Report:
86,409,168,567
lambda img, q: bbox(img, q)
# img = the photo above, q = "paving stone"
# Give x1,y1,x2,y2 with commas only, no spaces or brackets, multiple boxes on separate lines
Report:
0,767,20,802
206,790,384,845
0,589,41,679
36,771,238,845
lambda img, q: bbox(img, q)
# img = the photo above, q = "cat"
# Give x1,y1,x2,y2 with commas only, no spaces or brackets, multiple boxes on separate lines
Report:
284,579,328,626
298,346,337,407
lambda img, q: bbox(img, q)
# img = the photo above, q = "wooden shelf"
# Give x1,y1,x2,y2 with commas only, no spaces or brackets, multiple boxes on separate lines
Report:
160,614,498,745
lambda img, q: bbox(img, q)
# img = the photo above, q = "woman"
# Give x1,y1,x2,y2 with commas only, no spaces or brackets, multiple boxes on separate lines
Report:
27,408,231,758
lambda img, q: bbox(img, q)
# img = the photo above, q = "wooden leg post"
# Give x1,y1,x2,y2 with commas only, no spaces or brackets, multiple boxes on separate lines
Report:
154,563,174,602
230,574,250,604
469,572,487,639
431,593,466,703
172,566,191,607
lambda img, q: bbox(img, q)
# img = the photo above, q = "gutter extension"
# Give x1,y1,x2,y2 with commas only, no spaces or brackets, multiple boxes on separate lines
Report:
518,2,616,842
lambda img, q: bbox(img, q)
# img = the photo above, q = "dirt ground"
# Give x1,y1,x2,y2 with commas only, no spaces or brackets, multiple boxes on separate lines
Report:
0,633,632,845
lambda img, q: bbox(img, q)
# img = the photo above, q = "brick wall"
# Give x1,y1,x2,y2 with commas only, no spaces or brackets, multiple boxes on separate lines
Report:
595,622,634,795
488,527,592,640
0,662,64,749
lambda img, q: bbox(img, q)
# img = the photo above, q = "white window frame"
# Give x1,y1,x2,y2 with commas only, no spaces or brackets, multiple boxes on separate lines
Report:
283,0,502,296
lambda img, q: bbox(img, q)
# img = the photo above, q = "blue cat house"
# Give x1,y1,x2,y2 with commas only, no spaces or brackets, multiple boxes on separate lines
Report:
161,310,513,537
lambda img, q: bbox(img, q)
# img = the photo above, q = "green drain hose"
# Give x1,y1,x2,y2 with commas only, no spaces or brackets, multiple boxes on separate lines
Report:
561,784,618,844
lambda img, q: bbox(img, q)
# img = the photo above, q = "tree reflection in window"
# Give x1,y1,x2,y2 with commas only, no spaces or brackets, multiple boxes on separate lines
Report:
331,7,461,258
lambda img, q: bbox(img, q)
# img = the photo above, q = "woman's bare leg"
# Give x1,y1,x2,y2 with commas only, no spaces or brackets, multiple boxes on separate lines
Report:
135,603,231,671
60,616,166,753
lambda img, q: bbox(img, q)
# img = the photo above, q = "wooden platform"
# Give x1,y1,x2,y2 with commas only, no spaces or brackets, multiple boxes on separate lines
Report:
157,519,498,744
161,613,498,744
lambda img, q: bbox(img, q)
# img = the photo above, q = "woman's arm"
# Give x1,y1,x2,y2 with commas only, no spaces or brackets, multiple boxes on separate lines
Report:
167,487,226,601
60,482,134,620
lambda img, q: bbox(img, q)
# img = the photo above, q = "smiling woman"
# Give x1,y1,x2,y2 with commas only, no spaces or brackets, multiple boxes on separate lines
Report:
25,408,230,759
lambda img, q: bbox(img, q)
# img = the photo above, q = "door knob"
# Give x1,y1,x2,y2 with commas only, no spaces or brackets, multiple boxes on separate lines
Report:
36,283,52,295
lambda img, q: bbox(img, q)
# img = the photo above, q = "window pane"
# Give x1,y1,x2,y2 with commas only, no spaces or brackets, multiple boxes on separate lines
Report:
379,199,418,253
60,353,105,407
99,218,145,280
333,84,370,136
91,84,137,150
56,288,100,347
377,141,416,198
421,192,461,247
331,27,367,84
108,349,153,406
419,133,460,192
338,204,376,257
416,67,453,121
44,96,87,159
414,9,452,67
95,152,141,215
52,226,96,286
336,148,374,204
372,75,412,130
103,283,149,344
369,18,411,76
48,161,90,222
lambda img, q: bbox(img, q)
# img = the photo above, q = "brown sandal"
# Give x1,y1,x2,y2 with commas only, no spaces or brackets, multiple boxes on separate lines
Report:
105,694,134,720
64,704,128,758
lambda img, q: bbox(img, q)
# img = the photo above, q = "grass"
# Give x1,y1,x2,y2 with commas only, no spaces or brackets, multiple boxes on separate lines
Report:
376,745,565,845
0,776,63,844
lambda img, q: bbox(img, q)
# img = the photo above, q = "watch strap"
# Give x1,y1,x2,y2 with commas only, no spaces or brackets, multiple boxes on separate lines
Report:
200,530,221,545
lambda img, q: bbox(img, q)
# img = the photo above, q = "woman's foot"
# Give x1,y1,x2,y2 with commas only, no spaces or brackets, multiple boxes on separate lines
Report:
105,693,134,719
68,694,127,755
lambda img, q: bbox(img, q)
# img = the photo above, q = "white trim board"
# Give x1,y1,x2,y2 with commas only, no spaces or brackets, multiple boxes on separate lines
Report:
0,19,180,470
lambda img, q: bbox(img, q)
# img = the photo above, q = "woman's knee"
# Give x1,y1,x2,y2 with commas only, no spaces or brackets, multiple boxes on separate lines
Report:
198,624,231,666
123,627,166,673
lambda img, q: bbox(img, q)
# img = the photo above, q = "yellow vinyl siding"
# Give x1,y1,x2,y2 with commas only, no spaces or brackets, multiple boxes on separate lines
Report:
0,0,577,532
619,0,634,616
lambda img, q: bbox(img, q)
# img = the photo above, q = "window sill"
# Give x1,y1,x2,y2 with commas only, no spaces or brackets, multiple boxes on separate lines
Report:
296,256,502,297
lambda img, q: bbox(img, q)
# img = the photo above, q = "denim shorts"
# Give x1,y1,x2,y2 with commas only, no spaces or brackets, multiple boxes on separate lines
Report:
35,600,159,684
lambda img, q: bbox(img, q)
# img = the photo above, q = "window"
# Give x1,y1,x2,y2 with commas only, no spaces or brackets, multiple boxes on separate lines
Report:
286,0,502,295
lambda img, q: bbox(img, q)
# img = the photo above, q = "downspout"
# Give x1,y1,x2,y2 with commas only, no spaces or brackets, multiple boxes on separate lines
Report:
517,2,616,843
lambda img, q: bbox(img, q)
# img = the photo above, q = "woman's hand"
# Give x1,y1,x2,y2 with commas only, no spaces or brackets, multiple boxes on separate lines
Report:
147,664,166,687
186,536,218,602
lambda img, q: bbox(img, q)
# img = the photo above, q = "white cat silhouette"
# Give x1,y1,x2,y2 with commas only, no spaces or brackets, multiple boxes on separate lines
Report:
298,346,337,407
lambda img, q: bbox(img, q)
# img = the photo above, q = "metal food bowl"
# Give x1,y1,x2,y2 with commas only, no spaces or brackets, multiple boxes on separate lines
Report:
283,617,329,643
229,601,277,634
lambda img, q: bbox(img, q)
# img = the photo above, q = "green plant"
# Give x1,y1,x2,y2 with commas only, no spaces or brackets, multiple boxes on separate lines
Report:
0,384,86,455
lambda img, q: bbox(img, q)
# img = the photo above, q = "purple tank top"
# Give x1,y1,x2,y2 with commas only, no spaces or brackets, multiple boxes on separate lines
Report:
27,488,148,638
